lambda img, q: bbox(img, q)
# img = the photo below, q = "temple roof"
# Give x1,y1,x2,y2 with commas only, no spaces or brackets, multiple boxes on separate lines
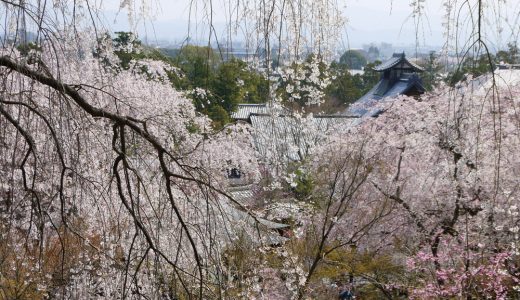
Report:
231,103,271,121
249,113,358,162
373,53,424,72
346,73,425,117
231,103,292,123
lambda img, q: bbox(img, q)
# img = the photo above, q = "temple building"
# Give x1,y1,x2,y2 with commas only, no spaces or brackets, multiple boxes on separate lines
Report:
347,52,426,117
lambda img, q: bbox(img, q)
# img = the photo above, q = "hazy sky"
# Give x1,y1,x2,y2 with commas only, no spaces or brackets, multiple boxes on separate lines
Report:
101,0,518,49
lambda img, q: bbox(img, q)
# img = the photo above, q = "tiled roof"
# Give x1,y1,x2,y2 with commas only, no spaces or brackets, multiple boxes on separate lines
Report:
373,53,424,72
456,68,520,95
347,74,425,117
346,53,426,117
228,188,256,204
250,114,358,162
231,104,270,120
219,200,290,245
231,103,292,122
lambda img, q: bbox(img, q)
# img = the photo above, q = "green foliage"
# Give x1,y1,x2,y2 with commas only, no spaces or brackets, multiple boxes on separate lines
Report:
112,31,141,48
338,50,367,70
222,234,257,286
218,59,268,106
213,59,249,112
173,45,220,89
312,244,407,299
207,105,230,129
171,48,269,128
447,53,494,86
361,60,382,93
445,44,519,86
158,47,180,58
325,59,379,106
188,57,268,128
16,42,41,56
284,162,316,201
288,231,408,300
322,59,384,110
185,121,201,134
292,168,315,201
496,42,519,64
235,64,269,105
327,63,364,105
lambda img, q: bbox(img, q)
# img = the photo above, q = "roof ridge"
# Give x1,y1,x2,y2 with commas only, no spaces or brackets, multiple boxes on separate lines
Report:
237,103,267,106
373,53,424,72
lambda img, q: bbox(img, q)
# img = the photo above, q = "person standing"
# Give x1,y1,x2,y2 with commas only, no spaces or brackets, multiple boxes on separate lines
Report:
338,286,353,300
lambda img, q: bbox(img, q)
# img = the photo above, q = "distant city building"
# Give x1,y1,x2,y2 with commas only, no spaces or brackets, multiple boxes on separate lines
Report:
347,52,426,117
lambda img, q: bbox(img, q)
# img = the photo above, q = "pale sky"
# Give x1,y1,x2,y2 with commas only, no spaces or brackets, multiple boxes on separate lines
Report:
101,0,519,50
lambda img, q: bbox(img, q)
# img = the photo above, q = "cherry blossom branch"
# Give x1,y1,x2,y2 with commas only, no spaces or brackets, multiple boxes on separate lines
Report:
1,55,213,296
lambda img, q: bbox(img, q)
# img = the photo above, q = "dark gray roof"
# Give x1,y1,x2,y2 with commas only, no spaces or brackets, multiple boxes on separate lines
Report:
373,53,424,72
385,79,417,97
347,75,425,117
497,63,520,70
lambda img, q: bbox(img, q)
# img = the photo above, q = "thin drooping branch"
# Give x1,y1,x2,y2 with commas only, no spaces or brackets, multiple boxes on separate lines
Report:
297,147,372,299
